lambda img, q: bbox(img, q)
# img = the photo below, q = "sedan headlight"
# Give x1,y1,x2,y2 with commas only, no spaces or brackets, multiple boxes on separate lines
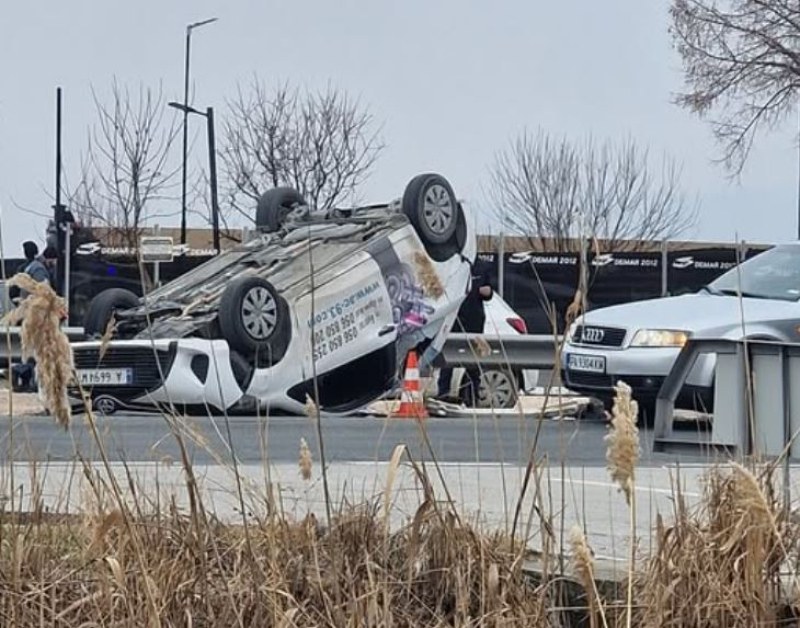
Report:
630,329,689,348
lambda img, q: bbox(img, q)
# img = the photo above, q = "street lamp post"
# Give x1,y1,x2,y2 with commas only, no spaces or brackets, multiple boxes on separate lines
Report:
169,102,221,252
179,17,218,246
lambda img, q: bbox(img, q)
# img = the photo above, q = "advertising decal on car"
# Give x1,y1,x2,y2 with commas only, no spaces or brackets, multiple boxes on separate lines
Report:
309,280,389,363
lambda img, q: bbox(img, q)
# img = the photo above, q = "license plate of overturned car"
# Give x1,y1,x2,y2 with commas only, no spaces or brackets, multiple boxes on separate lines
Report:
77,368,133,386
567,354,606,374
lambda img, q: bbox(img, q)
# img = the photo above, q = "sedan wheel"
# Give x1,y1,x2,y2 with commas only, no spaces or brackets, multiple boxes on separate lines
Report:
476,368,519,409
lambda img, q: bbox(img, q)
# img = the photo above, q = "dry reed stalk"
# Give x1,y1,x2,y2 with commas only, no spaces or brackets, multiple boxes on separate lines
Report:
298,438,313,481
472,335,492,358
413,251,444,298
565,288,583,328
303,393,317,419
605,381,639,506
4,273,72,427
605,380,640,628
98,315,116,361
570,525,608,628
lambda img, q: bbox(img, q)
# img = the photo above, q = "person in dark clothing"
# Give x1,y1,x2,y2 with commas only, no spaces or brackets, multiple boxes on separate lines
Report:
437,258,494,404
41,246,59,291
10,241,52,392
20,241,51,289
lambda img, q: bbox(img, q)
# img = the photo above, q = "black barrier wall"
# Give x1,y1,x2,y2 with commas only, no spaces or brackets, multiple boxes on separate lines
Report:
483,246,767,334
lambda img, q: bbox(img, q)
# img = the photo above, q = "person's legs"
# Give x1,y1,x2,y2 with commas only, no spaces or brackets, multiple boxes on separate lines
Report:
437,367,453,398
13,360,33,392
460,367,482,407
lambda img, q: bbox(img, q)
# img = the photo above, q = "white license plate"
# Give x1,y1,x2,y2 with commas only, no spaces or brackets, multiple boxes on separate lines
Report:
567,354,606,374
77,368,133,386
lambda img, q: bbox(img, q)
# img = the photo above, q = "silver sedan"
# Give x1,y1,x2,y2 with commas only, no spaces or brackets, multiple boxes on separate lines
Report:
562,242,800,418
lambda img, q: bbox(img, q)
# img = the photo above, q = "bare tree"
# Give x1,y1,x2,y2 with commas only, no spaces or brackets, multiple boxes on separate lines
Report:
221,80,384,222
670,0,800,173
489,130,696,251
68,81,181,248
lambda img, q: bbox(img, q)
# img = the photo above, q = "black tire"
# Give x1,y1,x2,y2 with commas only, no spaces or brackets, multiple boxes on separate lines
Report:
84,288,139,337
218,276,291,365
255,187,307,232
402,173,461,247
93,395,119,415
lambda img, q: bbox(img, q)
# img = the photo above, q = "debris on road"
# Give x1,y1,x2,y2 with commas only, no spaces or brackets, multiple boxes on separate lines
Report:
366,393,592,420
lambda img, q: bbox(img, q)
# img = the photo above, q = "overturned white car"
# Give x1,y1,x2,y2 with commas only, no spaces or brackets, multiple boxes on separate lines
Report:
71,173,476,414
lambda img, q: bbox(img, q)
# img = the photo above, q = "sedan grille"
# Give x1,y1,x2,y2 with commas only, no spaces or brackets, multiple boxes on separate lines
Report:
564,371,614,390
72,344,176,394
572,325,626,348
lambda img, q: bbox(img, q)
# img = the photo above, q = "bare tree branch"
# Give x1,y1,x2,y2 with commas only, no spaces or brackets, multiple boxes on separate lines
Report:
488,130,697,251
670,0,800,173
220,79,384,223
67,80,181,248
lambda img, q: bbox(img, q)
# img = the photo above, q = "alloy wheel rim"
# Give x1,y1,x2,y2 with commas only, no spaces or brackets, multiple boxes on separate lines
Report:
422,184,454,235
242,286,278,340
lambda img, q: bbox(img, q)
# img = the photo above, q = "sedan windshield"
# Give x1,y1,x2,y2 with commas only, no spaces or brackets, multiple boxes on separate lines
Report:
708,245,800,301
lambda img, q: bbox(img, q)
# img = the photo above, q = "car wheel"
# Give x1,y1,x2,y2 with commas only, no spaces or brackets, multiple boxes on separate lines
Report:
255,187,307,233
476,368,520,409
402,173,461,247
218,276,291,365
84,288,140,337
93,395,118,415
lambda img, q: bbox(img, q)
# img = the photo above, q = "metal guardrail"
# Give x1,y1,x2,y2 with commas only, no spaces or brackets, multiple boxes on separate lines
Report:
0,326,85,365
653,338,800,462
437,333,561,369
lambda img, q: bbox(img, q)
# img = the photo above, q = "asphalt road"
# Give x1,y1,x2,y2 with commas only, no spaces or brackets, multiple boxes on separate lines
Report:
0,412,702,466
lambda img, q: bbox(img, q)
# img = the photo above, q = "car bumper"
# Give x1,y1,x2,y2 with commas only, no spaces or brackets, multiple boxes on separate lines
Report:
71,338,246,411
561,343,715,405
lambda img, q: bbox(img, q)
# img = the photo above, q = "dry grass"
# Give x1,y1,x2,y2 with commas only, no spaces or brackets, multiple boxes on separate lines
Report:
298,437,313,481
621,464,800,627
0,477,553,627
605,381,639,507
414,251,444,299
3,273,72,427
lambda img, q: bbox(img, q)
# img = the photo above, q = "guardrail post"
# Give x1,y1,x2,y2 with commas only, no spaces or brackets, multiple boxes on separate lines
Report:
653,339,747,455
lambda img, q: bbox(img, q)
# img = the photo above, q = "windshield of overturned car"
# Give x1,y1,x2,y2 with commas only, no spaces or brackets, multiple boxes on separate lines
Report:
708,244,800,301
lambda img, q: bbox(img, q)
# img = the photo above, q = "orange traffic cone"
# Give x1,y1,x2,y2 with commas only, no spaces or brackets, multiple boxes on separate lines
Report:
394,350,429,419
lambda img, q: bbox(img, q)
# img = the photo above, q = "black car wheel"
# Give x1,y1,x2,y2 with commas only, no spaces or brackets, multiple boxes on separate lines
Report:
84,288,140,337
255,187,308,233
402,174,466,261
93,395,119,415
218,276,291,365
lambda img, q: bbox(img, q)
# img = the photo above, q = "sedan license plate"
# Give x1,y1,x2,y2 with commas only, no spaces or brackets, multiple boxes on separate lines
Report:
77,368,133,386
567,354,606,374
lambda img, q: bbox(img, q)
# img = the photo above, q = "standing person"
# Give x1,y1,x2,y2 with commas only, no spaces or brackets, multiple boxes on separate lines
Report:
437,257,494,405
19,241,51,290
41,246,60,293
10,241,53,392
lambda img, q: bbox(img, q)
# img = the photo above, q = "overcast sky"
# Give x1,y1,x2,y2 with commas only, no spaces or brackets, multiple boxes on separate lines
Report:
1,0,798,254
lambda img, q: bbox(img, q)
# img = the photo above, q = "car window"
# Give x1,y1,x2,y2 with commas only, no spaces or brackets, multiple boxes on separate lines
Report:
709,245,800,301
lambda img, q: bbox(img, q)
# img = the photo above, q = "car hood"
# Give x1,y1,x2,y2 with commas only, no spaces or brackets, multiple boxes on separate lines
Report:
577,293,800,338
